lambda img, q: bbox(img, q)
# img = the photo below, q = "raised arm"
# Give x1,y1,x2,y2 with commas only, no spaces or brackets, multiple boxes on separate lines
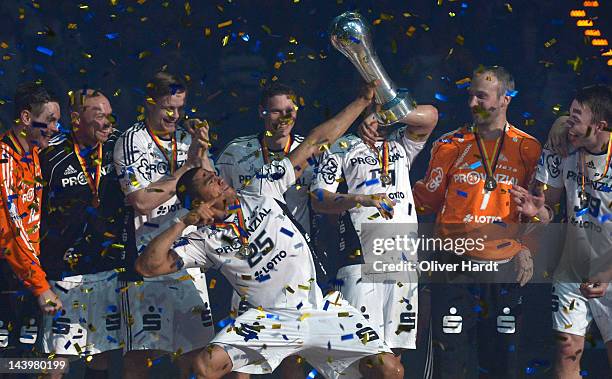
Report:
288,82,375,179
115,123,211,215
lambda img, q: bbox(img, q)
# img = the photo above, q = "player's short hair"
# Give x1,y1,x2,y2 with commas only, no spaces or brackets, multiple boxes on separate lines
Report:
259,83,297,108
146,71,186,102
69,88,106,114
574,84,612,125
176,167,203,207
472,65,515,98
14,82,58,120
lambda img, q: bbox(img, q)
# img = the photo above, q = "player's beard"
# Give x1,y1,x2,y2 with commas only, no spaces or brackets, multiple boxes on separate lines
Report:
471,105,497,127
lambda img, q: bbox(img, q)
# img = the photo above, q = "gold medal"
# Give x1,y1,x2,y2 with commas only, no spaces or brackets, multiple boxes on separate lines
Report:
484,176,497,191
92,193,100,208
380,173,392,185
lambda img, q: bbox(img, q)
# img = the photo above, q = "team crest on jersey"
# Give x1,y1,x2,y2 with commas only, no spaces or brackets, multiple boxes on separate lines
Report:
546,153,561,178
317,156,339,185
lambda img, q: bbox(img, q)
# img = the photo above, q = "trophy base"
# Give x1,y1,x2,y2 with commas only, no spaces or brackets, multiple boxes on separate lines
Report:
375,89,416,126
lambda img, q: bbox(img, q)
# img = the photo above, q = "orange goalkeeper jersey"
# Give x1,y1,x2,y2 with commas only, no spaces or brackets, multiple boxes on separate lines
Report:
0,130,49,296
413,124,541,261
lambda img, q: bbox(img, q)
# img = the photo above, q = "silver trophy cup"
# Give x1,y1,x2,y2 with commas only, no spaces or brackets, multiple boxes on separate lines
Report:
330,11,415,126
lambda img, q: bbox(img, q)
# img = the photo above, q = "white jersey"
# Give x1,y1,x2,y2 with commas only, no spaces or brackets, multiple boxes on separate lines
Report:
173,158,323,309
216,133,313,233
536,146,612,281
113,122,192,250
311,133,425,268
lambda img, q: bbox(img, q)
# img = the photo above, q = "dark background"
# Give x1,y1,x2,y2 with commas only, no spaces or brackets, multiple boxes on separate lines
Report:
0,0,610,378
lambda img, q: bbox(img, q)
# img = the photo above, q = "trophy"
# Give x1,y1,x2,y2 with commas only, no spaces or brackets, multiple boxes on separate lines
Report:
330,11,415,126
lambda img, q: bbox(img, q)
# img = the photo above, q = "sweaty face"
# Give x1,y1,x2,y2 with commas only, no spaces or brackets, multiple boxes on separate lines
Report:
75,95,113,146
261,94,298,139
27,102,60,149
147,92,186,136
567,99,599,149
467,74,507,126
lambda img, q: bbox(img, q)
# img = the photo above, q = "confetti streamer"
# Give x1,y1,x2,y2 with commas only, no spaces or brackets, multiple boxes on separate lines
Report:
36,46,54,56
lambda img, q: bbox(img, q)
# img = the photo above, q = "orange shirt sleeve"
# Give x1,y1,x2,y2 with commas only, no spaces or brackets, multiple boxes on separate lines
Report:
519,137,543,188
0,154,49,297
413,140,459,215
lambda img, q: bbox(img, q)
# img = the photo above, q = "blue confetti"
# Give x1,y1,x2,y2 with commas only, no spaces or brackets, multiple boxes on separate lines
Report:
257,274,271,282
457,190,468,198
313,188,324,202
522,112,532,118
600,214,611,223
323,300,330,311
364,178,379,187
107,305,118,313
307,369,318,379
575,208,588,217
456,81,471,89
105,33,119,40
241,34,250,42
525,367,535,375
434,93,448,102
217,317,235,328
469,161,482,169
36,46,54,56
266,314,280,320
341,334,353,341
580,370,588,377
506,90,518,97
296,301,303,310
280,227,294,237
349,36,361,44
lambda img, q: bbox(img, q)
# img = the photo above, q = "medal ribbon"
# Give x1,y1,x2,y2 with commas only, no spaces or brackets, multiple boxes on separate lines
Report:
146,126,177,174
378,140,390,180
260,134,292,165
7,130,26,156
474,123,507,184
214,200,249,248
592,132,612,183
72,133,102,201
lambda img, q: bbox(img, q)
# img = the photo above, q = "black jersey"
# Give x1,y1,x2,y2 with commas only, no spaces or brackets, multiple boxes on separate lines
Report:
40,131,135,280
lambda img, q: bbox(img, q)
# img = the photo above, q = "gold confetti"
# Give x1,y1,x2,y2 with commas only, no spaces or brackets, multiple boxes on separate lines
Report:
298,313,311,321
406,26,416,37
456,35,464,46
209,279,216,289
504,3,513,12
544,38,557,48
218,20,232,28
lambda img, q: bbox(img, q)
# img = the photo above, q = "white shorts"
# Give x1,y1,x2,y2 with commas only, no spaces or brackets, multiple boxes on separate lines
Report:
213,291,392,379
336,265,418,349
552,281,612,342
42,271,122,356
121,268,215,353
